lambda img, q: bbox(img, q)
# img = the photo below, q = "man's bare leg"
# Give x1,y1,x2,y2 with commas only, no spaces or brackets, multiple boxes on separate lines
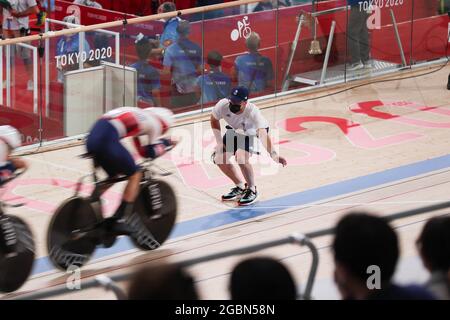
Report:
215,151,243,186
236,150,255,190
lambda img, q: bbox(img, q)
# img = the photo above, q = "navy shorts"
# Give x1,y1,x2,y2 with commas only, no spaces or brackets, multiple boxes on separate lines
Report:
0,161,17,185
222,126,269,155
86,119,139,177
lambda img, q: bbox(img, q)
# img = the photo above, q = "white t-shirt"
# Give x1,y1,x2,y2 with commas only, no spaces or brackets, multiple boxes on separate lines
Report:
2,0,38,31
73,0,102,9
212,98,269,136
103,107,163,143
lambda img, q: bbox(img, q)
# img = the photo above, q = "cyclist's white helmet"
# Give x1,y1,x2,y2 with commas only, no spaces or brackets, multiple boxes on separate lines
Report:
0,125,21,150
144,107,174,135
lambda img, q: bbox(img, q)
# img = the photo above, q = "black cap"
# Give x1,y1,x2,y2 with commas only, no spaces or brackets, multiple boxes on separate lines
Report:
229,86,249,104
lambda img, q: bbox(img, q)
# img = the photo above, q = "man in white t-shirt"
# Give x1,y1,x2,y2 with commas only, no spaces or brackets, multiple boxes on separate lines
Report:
73,0,102,9
2,0,40,91
210,86,287,206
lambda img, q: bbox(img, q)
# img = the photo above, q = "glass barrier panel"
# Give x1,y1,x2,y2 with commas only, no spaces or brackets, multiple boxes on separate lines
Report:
345,0,413,80
0,36,44,146
119,19,166,111
411,0,449,64
43,20,125,140
4,0,437,148
277,0,350,91
154,11,206,114
201,2,278,107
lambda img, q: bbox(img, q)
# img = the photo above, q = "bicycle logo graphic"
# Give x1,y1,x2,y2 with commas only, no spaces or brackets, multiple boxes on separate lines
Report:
230,16,252,41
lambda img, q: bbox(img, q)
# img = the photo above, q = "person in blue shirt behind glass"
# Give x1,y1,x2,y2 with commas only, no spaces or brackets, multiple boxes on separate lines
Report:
233,32,274,94
163,19,202,108
158,1,180,48
196,51,231,106
55,15,91,82
130,33,161,107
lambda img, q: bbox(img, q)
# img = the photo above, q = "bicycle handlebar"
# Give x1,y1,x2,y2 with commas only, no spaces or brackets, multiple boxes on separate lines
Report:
0,169,27,188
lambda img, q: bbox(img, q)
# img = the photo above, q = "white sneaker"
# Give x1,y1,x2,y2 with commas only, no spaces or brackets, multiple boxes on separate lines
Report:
347,62,364,71
27,80,33,91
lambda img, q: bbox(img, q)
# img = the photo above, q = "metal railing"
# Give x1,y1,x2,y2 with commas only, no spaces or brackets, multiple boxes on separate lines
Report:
11,199,450,300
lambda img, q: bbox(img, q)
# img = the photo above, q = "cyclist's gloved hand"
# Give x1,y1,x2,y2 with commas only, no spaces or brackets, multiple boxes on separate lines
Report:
145,138,173,160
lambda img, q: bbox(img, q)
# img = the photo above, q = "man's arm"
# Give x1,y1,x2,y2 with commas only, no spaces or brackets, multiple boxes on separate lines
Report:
133,136,176,159
257,128,287,167
210,114,223,150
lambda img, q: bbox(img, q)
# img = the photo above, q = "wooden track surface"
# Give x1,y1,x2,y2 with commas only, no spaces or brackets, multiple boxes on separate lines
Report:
1,64,449,300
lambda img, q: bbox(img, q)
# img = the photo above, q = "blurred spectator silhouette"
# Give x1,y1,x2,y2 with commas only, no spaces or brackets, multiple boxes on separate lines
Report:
416,216,450,300
163,19,202,108
130,34,162,107
229,257,297,300
128,263,199,300
158,1,180,48
332,212,436,300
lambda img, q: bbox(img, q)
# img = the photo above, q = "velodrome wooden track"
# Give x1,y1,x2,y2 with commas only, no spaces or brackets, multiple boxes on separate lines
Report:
1,64,450,299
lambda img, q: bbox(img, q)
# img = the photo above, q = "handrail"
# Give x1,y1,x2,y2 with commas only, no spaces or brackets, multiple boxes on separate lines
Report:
10,198,450,300
0,0,262,47
12,232,319,300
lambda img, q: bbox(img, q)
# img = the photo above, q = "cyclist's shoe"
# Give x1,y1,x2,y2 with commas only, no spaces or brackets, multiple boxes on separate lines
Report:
101,216,136,236
222,186,245,201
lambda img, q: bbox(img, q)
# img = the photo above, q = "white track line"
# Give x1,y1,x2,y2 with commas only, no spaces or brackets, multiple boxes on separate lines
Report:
176,196,450,211
25,156,90,175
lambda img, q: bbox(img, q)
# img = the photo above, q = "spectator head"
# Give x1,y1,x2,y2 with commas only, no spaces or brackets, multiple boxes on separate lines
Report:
246,32,261,52
127,263,198,300
158,1,176,14
416,216,450,273
134,33,159,61
207,51,223,69
229,257,297,300
332,212,399,299
176,20,191,38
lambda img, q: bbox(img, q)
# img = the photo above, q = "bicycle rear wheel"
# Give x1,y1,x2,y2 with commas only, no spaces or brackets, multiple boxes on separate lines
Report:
129,180,177,250
0,215,35,293
47,197,100,271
